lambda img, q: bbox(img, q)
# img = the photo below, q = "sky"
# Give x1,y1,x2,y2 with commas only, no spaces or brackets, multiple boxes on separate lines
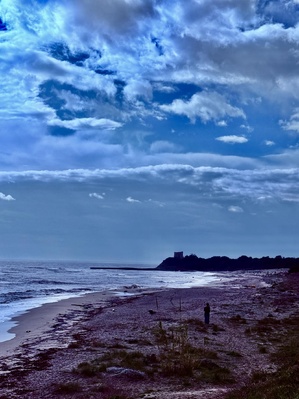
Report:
0,0,299,264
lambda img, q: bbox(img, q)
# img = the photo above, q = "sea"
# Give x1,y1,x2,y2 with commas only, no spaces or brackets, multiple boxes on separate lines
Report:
0,260,271,343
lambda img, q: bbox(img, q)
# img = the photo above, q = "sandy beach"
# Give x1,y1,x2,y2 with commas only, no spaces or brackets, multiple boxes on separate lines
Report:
0,286,152,358
0,292,113,357
0,270,298,398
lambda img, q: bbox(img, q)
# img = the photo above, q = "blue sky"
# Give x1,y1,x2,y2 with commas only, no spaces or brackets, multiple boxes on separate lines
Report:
0,0,299,263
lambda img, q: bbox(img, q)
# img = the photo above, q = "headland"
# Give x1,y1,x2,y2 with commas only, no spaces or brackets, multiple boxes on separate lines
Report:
90,252,299,272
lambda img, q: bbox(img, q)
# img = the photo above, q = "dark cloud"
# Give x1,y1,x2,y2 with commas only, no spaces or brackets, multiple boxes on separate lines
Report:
46,42,92,66
67,0,157,37
151,37,164,56
258,0,299,28
48,126,75,137
0,17,7,31
94,69,115,76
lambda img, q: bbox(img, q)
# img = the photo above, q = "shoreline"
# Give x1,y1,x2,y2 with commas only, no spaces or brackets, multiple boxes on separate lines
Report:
0,269,282,357
0,285,155,358
0,267,223,347
0,268,278,349
0,269,297,399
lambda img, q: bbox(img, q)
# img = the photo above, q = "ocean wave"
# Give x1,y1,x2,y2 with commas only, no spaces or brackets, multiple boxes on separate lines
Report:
29,279,75,285
0,287,91,305
0,291,35,304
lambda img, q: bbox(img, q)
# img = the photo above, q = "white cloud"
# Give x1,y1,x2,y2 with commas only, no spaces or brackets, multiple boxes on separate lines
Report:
280,109,299,133
89,193,105,200
216,135,248,144
217,120,227,127
2,0,299,126
1,0,299,260
264,140,275,146
257,195,272,201
126,196,141,203
160,92,245,123
58,91,89,112
228,205,244,213
282,194,299,202
0,192,15,201
0,164,298,205
1,0,299,179
48,117,122,131
124,79,153,102
240,124,253,132
153,83,176,93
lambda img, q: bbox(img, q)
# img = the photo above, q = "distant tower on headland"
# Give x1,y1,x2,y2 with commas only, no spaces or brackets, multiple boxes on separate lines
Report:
174,251,183,259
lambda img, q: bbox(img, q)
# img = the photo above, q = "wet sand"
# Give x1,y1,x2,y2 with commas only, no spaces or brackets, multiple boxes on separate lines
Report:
0,286,157,358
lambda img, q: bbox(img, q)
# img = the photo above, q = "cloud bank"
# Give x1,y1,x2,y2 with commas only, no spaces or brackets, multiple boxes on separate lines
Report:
0,0,299,260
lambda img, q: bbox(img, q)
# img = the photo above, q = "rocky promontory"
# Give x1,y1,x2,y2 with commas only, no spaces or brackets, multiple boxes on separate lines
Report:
156,253,299,272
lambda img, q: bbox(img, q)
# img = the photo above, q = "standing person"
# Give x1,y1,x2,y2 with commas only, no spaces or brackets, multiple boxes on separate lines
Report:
204,302,210,324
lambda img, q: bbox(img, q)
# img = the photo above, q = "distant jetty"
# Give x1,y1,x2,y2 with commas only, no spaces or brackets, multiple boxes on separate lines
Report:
90,266,156,271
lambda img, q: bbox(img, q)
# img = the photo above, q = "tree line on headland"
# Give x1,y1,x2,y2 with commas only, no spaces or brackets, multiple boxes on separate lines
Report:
156,254,299,272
